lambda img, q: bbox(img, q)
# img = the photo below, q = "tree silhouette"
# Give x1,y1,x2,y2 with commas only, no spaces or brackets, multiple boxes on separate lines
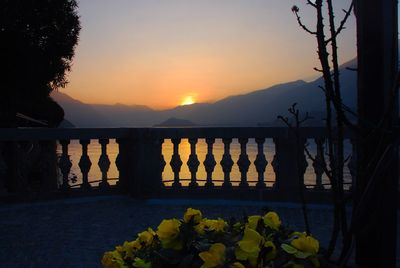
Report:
291,1,399,266
0,0,80,127
290,1,354,262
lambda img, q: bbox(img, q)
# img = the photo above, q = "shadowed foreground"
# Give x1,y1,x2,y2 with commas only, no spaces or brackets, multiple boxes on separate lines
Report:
0,196,398,268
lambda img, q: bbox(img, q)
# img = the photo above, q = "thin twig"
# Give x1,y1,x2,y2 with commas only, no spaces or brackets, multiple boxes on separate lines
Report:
314,67,324,72
306,0,317,8
304,145,333,180
278,103,312,235
325,2,354,44
292,7,317,35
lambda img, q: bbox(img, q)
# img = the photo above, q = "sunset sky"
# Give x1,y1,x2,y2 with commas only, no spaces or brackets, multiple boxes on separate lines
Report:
65,0,357,109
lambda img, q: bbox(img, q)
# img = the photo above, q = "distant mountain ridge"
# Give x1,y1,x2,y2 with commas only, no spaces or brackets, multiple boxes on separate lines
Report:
154,117,196,127
52,59,357,127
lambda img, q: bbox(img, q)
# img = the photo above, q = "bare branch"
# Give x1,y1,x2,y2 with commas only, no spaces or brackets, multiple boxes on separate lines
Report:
304,145,333,180
292,7,317,35
344,154,351,164
277,115,292,128
313,67,324,72
306,0,317,8
318,85,325,92
341,103,358,118
325,2,354,44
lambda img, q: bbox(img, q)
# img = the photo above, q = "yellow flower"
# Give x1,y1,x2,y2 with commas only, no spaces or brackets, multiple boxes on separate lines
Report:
199,243,226,268
133,257,152,268
137,228,155,246
282,233,319,260
291,233,319,256
231,262,245,268
194,219,207,235
263,212,281,230
235,228,263,267
247,215,262,230
102,250,128,268
116,240,141,259
205,218,228,232
184,208,203,224
195,218,228,234
156,219,182,250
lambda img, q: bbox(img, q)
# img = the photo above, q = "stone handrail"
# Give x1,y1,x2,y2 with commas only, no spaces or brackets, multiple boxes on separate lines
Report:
0,127,355,202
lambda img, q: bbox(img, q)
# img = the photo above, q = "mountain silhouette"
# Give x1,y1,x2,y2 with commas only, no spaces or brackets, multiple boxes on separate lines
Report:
51,91,111,127
52,59,357,127
154,117,196,127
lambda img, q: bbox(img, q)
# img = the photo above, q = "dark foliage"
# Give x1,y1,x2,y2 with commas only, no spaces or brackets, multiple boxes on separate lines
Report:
0,0,80,126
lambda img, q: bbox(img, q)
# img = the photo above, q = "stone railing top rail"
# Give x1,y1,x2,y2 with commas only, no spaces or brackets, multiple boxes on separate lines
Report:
0,127,353,141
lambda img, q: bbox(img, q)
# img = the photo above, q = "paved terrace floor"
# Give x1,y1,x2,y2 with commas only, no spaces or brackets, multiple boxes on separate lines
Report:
0,196,398,268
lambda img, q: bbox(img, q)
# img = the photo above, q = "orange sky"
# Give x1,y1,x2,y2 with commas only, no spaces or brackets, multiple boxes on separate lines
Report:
64,0,356,109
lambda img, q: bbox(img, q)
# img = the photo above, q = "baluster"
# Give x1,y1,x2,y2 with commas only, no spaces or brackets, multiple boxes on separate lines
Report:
348,138,357,191
313,138,325,190
115,141,123,189
299,140,309,188
271,139,279,190
98,139,111,189
0,143,7,194
237,138,250,188
58,140,72,190
220,138,233,188
187,138,200,188
79,139,92,190
254,138,267,188
203,138,216,188
170,138,182,188
159,139,166,186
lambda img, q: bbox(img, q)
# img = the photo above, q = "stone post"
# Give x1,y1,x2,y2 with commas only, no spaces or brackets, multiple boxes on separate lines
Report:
272,135,307,200
133,135,165,197
116,131,165,198
116,138,136,194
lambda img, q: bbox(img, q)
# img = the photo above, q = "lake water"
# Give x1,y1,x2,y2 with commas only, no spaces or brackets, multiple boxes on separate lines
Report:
58,139,352,188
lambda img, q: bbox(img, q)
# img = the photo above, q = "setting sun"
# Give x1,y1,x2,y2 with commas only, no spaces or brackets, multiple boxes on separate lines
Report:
181,96,195,106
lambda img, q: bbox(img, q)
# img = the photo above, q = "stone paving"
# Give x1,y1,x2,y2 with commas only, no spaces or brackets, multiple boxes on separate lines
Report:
0,196,398,268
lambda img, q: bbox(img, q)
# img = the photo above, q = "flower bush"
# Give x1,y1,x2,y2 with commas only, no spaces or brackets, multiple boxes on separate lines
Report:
102,208,321,268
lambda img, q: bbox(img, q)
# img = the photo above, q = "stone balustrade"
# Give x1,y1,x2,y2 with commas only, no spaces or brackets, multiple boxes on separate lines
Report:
0,127,355,202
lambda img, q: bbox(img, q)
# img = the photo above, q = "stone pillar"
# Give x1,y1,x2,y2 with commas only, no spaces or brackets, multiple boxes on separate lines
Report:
116,138,136,194
38,141,59,191
134,136,165,197
116,132,164,198
272,135,307,200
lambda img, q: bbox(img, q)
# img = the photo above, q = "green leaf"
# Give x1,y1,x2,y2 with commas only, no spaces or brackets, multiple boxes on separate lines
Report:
294,251,312,259
281,244,298,254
